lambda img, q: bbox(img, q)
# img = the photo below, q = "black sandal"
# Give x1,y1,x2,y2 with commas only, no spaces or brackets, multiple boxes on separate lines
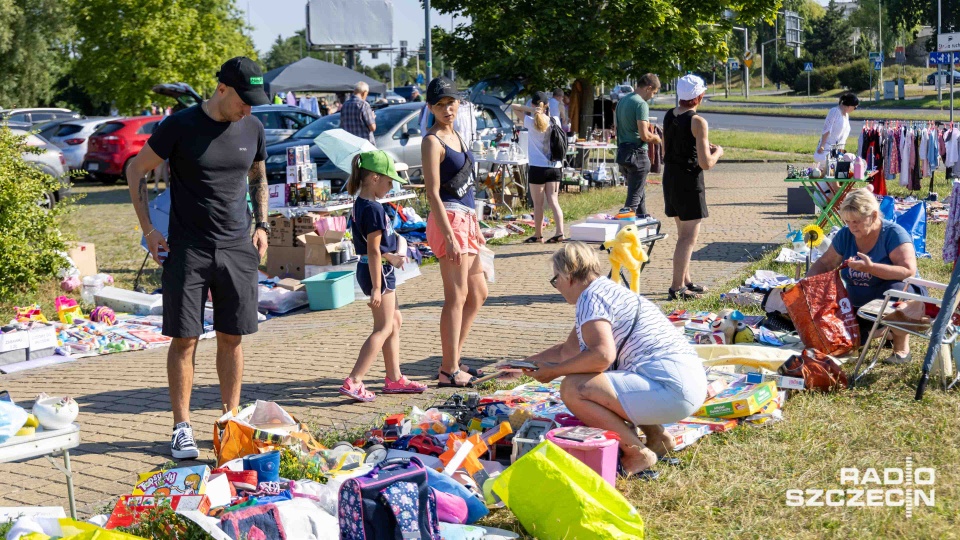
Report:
658,456,681,466
437,369,476,388
524,236,543,244
617,463,661,481
545,234,565,243
668,286,702,301
685,282,708,294
433,365,483,379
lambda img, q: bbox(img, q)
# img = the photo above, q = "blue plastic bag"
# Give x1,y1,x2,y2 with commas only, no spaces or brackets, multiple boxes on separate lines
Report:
0,401,28,444
878,197,928,258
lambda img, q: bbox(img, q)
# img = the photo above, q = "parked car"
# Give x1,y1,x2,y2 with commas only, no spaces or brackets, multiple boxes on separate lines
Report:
385,92,407,105
926,70,960,85
251,105,320,145
45,117,112,171
264,101,514,192
35,118,80,141
12,129,69,207
82,116,164,184
610,84,634,102
0,108,80,125
152,82,319,145
393,86,424,102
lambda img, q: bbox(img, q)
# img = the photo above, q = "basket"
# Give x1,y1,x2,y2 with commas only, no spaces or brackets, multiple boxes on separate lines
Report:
301,271,356,310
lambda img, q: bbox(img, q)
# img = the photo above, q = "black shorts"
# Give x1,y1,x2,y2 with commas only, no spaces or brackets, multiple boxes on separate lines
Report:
161,242,260,338
528,165,562,185
662,166,708,221
357,261,396,296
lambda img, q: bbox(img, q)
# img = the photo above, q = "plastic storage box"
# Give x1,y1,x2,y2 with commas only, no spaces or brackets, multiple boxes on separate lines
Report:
545,427,619,486
301,271,356,310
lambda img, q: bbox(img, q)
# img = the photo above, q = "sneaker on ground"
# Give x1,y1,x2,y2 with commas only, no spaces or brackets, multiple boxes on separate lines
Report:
170,421,200,460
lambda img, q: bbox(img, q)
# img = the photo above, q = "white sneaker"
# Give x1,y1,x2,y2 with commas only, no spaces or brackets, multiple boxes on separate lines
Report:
170,421,200,460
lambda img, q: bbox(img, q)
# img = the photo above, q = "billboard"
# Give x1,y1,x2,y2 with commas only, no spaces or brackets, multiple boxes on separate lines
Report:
306,0,393,48
785,10,802,47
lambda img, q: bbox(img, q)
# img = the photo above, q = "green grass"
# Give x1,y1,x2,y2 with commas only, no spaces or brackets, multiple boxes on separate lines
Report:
722,148,808,162
652,103,950,121
709,95,836,104
479,176,960,539
710,131,813,155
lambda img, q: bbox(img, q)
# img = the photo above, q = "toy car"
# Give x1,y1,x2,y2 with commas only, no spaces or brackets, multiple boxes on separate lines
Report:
392,434,445,457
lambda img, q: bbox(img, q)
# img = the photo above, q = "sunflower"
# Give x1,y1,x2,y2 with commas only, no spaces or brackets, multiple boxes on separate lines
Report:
802,224,824,247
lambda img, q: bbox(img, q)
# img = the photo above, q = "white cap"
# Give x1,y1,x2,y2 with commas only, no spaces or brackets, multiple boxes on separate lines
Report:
677,74,707,101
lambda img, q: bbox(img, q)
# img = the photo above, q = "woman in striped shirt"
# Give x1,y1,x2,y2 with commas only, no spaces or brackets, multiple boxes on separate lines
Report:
524,242,707,479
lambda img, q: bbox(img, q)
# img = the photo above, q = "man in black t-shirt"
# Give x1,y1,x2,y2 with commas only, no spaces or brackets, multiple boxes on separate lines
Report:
125,56,270,460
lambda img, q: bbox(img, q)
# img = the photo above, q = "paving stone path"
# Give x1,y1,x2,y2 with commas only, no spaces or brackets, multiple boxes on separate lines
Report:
0,163,794,515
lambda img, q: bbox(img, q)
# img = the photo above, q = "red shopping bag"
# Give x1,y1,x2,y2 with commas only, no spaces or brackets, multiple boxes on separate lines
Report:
781,270,860,356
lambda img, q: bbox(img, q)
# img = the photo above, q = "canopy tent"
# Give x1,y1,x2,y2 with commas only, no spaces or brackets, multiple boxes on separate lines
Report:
263,57,387,96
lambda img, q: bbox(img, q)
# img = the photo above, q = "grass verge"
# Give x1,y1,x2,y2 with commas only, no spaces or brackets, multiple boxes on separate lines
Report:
652,103,949,121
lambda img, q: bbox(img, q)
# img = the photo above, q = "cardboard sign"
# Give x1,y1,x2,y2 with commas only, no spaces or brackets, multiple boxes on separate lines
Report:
28,326,58,350
0,332,30,352
268,184,286,209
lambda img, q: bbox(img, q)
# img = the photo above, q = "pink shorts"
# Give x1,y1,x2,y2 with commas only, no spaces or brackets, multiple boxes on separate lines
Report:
426,209,485,259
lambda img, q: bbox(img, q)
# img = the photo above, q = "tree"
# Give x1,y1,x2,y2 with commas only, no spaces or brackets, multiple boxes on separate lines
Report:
848,0,897,56
261,34,301,71
71,0,256,114
431,0,779,135
804,0,855,66
0,0,74,109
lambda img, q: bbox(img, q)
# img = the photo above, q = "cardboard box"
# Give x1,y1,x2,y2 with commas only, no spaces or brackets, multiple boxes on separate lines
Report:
678,416,739,433
132,464,210,496
276,278,303,291
299,230,345,267
705,371,747,399
745,371,805,391
268,184,287,209
268,215,295,246
663,423,708,451
569,222,619,242
66,242,97,277
267,246,305,279
694,380,776,419
105,495,211,529
286,165,300,184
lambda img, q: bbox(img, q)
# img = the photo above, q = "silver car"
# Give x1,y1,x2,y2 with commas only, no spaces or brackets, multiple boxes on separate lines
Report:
11,129,69,207
44,117,112,171
1,108,80,125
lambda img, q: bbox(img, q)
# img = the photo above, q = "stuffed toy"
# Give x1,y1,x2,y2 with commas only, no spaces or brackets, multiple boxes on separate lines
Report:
602,225,648,292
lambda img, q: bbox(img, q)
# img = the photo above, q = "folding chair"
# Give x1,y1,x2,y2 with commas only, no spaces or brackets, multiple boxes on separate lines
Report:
850,277,960,390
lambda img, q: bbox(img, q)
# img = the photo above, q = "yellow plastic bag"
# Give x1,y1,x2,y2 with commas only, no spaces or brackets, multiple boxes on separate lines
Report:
492,440,644,539
57,519,147,539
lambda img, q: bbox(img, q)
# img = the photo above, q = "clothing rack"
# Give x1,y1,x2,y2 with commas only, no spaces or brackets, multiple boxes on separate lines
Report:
858,120,958,196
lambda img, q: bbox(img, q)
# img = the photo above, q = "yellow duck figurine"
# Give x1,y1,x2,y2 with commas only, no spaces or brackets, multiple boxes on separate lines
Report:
602,225,649,292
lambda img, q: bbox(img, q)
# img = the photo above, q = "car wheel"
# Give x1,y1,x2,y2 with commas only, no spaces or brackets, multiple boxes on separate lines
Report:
40,191,56,209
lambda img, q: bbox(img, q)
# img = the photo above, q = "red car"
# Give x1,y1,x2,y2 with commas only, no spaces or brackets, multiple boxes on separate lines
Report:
82,116,163,184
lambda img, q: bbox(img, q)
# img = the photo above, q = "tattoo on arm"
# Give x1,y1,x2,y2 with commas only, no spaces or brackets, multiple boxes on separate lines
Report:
136,175,150,223
248,160,268,223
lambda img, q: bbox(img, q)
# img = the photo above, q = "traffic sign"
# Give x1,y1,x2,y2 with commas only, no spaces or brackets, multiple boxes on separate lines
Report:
868,51,883,64
744,51,754,69
938,32,960,52
416,73,425,85
895,46,906,64
873,60,883,71
728,58,740,70
930,51,953,65
803,62,813,72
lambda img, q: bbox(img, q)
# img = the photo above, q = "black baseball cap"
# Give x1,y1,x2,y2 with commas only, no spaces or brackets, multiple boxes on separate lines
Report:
426,76,458,104
531,91,551,107
216,57,269,106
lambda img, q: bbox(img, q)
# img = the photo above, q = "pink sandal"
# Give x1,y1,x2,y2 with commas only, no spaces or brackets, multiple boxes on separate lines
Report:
382,375,427,394
339,378,376,402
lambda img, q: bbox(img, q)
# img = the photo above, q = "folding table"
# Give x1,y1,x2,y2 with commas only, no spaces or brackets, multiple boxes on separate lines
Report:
475,155,529,212
783,171,875,229
0,423,80,519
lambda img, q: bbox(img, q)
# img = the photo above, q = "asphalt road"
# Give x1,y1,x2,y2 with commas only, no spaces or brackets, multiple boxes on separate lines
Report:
692,110,862,136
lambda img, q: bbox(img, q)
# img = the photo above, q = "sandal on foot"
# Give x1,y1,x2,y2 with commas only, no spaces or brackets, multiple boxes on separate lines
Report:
433,365,483,379
685,282,709,293
437,369,476,388
383,375,427,394
524,236,543,244
545,234,565,243
617,463,661,481
338,378,376,402
668,286,702,301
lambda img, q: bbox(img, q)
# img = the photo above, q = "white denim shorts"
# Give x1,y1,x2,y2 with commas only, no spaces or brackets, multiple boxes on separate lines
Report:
606,355,707,426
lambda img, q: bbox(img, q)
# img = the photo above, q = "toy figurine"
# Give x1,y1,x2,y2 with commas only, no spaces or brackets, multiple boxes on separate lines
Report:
602,225,649,293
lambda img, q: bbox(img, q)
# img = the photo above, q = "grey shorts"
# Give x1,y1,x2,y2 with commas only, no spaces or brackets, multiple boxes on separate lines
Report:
606,355,707,426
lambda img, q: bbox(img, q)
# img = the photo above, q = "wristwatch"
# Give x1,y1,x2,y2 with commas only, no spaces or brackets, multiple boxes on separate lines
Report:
255,221,271,233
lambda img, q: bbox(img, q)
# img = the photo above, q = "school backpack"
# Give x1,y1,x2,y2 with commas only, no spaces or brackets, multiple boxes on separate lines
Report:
338,457,441,540
547,117,568,162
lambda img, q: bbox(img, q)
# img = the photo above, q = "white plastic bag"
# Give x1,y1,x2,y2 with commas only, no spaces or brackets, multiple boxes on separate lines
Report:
479,246,495,283
0,401,29,444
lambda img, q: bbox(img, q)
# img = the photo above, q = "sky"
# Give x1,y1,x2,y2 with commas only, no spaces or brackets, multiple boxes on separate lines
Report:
239,0,461,67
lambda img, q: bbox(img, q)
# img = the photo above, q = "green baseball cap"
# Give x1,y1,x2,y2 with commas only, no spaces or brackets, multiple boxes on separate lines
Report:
358,150,407,184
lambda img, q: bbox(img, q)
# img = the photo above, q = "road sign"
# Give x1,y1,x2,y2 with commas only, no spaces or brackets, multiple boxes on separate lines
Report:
804,62,813,72
416,73,424,85
728,58,740,70
868,51,883,65
785,10,802,47
873,60,883,71
895,46,906,64
938,32,960,52
930,51,953,65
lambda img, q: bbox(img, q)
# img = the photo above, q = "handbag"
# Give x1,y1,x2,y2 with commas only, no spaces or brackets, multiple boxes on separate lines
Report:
779,348,848,391
436,133,475,199
338,457,441,540
781,270,860,356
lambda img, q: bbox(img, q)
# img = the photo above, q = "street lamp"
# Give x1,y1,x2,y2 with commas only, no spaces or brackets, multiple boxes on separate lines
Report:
761,37,783,89
732,26,749,99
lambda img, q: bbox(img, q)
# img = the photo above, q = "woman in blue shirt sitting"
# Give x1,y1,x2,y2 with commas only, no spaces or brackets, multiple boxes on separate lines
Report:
808,188,918,364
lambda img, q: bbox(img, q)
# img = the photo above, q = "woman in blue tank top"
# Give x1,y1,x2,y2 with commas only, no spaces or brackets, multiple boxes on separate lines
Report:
423,77,488,388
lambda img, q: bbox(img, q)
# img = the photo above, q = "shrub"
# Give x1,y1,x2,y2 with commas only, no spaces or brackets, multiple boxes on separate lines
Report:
838,60,872,92
792,65,840,94
0,127,70,302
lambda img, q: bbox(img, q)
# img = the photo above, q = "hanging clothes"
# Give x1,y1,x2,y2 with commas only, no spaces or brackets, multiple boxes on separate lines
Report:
286,91,297,106
943,180,960,263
